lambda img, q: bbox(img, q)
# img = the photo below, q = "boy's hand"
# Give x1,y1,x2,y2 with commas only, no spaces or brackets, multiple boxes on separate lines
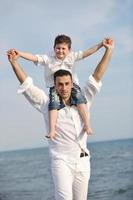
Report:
103,38,114,49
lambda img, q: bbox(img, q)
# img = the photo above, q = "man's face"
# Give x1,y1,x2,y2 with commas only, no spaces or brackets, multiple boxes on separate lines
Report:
55,75,73,102
54,43,70,60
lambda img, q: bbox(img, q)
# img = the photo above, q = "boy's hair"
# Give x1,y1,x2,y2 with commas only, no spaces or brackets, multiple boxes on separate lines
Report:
54,70,72,82
54,35,72,49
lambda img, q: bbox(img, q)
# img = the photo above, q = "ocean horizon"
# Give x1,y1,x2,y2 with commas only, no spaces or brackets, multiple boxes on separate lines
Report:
0,138,133,200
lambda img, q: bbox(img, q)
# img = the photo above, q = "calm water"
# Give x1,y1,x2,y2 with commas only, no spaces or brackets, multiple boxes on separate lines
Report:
0,139,133,200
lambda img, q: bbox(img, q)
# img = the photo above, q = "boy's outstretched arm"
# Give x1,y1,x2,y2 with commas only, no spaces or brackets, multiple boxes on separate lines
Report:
82,41,103,58
7,51,27,83
92,38,114,82
8,49,38,62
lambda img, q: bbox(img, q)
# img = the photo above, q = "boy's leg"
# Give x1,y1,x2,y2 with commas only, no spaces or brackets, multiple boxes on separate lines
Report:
46,87,65,139
46,87,59,139
71,84,93,135
46,109,58,139
77,104,93,135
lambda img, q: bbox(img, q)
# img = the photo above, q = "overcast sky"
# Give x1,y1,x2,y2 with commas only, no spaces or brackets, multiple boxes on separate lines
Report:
0,0,133,152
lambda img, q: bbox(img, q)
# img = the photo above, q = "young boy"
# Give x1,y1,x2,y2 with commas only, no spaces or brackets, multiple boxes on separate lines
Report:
10,35,103,139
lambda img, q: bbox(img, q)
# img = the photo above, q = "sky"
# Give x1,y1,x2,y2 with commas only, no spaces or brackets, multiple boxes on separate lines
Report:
0,0,133,152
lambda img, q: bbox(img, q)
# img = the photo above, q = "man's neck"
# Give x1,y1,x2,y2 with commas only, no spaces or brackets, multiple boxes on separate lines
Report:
63,98,71,106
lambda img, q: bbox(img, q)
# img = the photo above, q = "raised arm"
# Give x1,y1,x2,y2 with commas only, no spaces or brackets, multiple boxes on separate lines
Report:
82,41,103,58
7,50,48,113
92,38,114,82
83,38,114,107
7,50,27,83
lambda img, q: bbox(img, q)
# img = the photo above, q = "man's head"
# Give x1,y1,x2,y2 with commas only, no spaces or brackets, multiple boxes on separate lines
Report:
54,70,73,103
54,35,72,60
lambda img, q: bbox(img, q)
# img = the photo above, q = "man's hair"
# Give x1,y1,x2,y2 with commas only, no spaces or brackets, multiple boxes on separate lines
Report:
54,70,72,82
54,34,72,49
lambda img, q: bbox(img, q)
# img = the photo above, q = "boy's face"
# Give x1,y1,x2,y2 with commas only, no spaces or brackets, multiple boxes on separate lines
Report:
54,43,70,60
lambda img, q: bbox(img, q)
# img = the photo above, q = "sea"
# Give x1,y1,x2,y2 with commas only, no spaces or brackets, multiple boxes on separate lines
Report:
0,138,133,200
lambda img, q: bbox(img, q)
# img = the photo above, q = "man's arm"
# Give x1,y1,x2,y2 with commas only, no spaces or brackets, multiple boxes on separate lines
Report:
92,38,114,82
7,51,27,83
7,51,48,113
83,38,114,106
82,41,103,58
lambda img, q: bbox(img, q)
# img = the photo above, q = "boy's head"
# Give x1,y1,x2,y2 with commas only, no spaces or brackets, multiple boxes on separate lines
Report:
54,35,72,49
54,35,72,60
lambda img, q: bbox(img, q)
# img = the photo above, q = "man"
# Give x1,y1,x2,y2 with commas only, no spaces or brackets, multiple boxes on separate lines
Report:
7,38,114,200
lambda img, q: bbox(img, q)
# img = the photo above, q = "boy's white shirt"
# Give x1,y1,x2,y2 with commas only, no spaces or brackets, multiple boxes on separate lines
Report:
34,51,83,88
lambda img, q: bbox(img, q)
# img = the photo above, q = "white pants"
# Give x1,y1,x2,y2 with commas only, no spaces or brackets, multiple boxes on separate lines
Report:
51,156,90,200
